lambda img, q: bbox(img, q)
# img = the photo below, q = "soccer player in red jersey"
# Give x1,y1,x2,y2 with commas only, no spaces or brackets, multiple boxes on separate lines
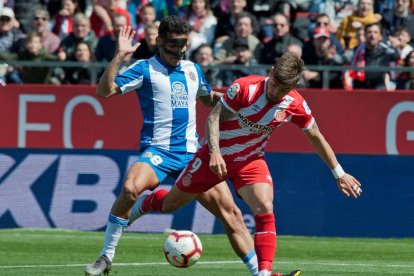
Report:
134,52,362,276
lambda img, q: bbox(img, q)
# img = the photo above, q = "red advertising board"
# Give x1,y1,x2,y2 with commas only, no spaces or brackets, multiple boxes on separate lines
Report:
1,85,413,155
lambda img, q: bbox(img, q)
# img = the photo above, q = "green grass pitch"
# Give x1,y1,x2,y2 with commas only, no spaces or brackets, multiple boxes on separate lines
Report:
0,229,413,275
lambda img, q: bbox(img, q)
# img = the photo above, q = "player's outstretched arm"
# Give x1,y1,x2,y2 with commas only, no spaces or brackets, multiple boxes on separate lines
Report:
97,26,140,98
304,121,362,199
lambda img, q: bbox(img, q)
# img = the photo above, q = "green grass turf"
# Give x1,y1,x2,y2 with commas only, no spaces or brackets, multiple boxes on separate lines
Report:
0,229,413,275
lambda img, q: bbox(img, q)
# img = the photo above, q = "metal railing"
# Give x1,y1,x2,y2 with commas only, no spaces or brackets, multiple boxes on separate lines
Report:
3,60,414,89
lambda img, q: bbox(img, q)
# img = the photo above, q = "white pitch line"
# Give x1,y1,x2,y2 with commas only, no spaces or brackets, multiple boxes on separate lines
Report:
1,260,414,269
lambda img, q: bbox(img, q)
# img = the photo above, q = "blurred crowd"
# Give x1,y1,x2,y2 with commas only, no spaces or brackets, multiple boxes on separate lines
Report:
1,0,414,90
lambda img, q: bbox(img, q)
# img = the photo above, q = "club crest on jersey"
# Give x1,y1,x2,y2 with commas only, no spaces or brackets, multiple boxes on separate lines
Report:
171,81,188,108
188,71,196,81
274,110,286,122
182,173,192,187
227,83,240,99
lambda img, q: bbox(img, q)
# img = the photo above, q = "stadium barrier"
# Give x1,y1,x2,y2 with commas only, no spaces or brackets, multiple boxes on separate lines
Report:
3,60,414,89
0,85,413,238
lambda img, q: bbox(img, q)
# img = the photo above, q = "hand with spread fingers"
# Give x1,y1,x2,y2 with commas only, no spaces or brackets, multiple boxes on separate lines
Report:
117,26,140,59
336,173,362,199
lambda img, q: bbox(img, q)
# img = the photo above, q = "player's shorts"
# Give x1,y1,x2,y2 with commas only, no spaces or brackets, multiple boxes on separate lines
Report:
136,147,195,183
176,152,273,194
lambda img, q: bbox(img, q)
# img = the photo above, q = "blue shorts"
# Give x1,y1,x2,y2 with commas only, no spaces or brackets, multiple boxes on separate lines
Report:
136,147,195,183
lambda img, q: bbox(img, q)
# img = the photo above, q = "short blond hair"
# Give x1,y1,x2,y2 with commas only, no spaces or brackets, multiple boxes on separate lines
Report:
271,52,305,86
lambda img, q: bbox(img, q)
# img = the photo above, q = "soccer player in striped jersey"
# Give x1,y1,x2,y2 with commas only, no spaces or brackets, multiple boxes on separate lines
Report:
85,16,257,276
135,52,363,276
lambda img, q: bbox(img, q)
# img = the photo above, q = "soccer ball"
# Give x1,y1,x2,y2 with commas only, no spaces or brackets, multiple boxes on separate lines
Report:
163,230,202,268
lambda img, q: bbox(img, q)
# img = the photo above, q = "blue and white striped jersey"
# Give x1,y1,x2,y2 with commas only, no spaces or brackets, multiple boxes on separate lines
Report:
114,55,211,153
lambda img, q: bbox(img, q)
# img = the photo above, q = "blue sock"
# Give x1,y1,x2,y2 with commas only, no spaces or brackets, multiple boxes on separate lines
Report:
243,249,259,275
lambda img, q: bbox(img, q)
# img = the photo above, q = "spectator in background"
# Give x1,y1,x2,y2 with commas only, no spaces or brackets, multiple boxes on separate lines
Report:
134,3,156,42
219,37,266,86
286,43,303,57
127,0,165,21
214,0,247,44
51,0,81,39
335,0,380,51
182,0,217,58
308,0,357,33
63,41,95,84
0,7,25,53
396,50,414,89
302,27,345,88
59,13,98,60
260,13,302,64
344,22,400,91
312,13,345,55
132,21,159,60
0,7,26,83
381,0,414,39
246,0,280,43
214,12,261,64
192,43,220,86
90,0,131,38
0,32,62,84
163,0,191,17
95,13,127,62
32,9,61,54
390,27,414,61
285,43,308,88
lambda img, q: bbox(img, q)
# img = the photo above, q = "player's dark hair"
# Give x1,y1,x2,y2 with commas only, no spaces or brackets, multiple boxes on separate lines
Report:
158,16,190,39
272,52,305,86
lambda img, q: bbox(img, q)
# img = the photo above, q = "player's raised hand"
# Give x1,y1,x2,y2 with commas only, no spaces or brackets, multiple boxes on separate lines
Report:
117,26,140,59
336,173,362,199
209,152,227,180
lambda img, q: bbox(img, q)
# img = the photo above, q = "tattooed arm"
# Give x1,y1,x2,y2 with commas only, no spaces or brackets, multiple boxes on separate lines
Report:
206,101,234,179
304,121,362,199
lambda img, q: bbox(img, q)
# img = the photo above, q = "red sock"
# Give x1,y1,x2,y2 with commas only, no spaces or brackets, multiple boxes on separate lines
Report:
254,213,277,272
141,189,168,212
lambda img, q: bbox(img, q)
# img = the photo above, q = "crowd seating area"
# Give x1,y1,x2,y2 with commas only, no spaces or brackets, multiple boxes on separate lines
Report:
1,0,414,90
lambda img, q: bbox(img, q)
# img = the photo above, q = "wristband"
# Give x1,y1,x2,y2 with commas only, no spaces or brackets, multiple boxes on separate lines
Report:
331,164,345,179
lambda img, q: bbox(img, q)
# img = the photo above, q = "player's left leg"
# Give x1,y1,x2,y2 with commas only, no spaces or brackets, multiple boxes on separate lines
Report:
231,158,279,276
238,182,275,276
196,182,258,275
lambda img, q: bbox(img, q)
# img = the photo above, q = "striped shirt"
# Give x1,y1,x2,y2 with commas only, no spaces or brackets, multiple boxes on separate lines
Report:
115,55,211,153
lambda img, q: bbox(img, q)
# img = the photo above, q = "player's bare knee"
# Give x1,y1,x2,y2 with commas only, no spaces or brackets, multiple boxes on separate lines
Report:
122,179,143,201
253,201,273,214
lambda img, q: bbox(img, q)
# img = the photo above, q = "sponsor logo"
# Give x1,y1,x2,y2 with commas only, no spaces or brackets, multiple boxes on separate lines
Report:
171,81,188,108
227,83,240,99
237,113,273,134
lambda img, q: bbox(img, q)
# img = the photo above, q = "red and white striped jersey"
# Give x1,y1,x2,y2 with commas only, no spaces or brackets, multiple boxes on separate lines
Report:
202,75,315,162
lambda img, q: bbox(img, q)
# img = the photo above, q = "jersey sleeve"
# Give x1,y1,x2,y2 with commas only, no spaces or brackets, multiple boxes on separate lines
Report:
114,60,145,94
290,98,315,130
220,79,249,114
194,63,211,97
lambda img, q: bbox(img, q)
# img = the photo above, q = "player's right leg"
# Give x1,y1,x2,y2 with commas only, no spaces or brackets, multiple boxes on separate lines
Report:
85,151,160,275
